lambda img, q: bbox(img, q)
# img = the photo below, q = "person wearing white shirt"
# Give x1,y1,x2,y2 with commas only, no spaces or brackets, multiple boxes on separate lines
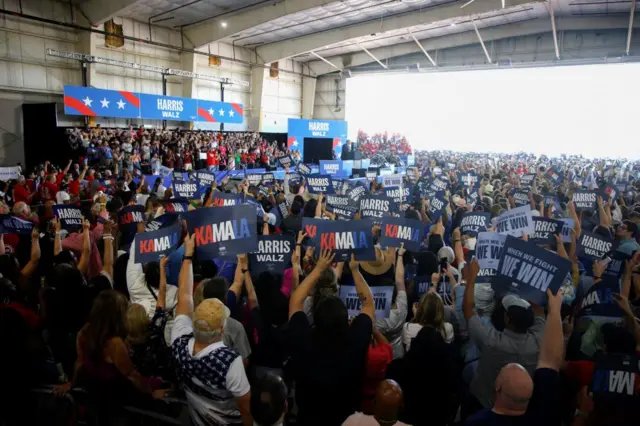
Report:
402,291,454,352
127,237,178,344
170,235,252,426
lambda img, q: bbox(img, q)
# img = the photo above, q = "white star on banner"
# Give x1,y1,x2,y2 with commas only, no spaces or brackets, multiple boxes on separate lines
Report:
208,108,215,116
100,98,110,108
228,110,235,117
82,97,93,107
117,99,126,109
292,140,299,147
218,109,225,116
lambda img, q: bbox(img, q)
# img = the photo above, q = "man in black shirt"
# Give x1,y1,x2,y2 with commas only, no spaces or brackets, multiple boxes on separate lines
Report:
287,251,375,426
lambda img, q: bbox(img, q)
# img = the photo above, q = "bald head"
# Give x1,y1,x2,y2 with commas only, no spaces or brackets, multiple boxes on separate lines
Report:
494,363,534,415
373,380,403,423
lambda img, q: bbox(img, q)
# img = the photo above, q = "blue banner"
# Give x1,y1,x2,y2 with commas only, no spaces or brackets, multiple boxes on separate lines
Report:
287,118,347,160
63,85,243,123
384,186,410,209
577,277,623,320
572,189,600,212
460,212,491,237
161,200,189,213
339,285,394,319
53,205,84,231
459,171,479,189
134,223,181,264
493,236,572,305
145,213,180,232
379,216,425,252
184,205,258,259
302,218,375,262
0,215,34,236
427,192,447,220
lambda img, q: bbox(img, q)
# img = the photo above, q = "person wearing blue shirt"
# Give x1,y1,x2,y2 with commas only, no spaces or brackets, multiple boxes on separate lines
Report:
616,220,639,255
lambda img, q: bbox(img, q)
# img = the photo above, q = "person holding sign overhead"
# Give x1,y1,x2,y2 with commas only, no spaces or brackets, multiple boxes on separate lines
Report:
288,251,375,426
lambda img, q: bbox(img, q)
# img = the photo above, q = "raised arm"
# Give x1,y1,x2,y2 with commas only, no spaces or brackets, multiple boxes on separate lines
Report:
102,221,115,279
175,234,195,318
452,228,465,265
77,219,91,276
315,193,323,218
53,217,62,256
228,255,247,300
157,256,169,310
78,164,89,182
238,254,258,309
289,249,335,319
537,289,564,371
555,234,569,260
462,258,480,321
348,254,375,321
597,196,609,227
290,231,305,292
394,245,407,293
20,228,41,282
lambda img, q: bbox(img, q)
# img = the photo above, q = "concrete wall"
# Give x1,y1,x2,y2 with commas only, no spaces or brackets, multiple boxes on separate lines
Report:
261,59,303,133
314,76,345,121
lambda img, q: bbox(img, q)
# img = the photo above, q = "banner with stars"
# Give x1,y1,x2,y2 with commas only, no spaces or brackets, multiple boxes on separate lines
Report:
63,85,243,124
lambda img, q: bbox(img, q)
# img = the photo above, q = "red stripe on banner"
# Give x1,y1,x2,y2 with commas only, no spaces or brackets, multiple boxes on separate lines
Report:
64,96,96,116
197,107,216,122
118,91,140,107
231,103,243,116
287,136,296,148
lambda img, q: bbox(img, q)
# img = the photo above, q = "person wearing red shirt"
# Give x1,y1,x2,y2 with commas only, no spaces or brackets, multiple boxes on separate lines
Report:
13,177,34,204
207,150,216,167
184,151,193,171
55,159,72,185
39,175,59,202
361,329,393,414
68,165,89,198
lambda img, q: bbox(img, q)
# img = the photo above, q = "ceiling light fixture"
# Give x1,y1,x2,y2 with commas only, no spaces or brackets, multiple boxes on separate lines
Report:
221,21,227,28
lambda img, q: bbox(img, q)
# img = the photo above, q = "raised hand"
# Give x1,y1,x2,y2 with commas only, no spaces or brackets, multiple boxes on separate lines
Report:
316,249,335,270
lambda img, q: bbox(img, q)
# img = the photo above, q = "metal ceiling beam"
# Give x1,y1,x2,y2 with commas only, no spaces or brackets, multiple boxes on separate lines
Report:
627,0,637,54
184,0,337,48
77,0,142,26
310,51,343,71
549,1,560,59
357,42,388,69
470,19,492,64
408,29,437,66
307,16,639,76
256,0,545,64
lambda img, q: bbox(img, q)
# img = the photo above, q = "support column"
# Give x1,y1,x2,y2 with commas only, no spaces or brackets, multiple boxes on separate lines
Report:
77,31,98,87
181,51,197,99
302,76,317,119
249,66,265,131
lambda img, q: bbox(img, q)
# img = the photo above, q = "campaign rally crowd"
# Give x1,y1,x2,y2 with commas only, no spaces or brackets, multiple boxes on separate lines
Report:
1,129,640,426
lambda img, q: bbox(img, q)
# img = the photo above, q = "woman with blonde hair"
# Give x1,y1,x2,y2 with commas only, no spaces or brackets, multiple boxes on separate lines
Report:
126,256,173,381
402,292,454,352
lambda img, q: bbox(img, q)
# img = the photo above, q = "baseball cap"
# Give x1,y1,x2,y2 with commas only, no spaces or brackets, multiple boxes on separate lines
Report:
502,294,530,310
502,294,534,332
193,298,230,333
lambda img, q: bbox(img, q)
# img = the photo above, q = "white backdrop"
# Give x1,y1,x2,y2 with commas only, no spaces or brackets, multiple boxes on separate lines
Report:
345,63,639,159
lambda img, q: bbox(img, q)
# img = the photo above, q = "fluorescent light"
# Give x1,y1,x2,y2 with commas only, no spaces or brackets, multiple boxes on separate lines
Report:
221,21,227,28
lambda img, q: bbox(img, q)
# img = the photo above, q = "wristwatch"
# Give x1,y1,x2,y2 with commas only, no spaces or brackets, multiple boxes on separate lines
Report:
183,255,194,261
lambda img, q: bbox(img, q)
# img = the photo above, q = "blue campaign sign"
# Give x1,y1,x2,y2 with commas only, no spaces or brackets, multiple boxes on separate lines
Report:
118,205,146,247
576,277,624,320
320,160,343,176
495,205,535,237
306,174,335,194
475,232,507,283
493,236,572,305
379,216,425,252
53,205,84,231
287,118,348,160
0,214,34,236
248,235,294,275
134,223,181,264
172,180,201,200
427,192,447,220
302,217,375,262
576,231,617,261
184,205,258,259
339,285,394,320
212,192,244,207
360,194,393,221
460,212,491,237
530,217,564,245
63,85,243,124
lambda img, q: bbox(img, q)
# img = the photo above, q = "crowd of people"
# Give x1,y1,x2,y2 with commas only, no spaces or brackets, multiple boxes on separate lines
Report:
1,127,640,426
356,130,413,163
